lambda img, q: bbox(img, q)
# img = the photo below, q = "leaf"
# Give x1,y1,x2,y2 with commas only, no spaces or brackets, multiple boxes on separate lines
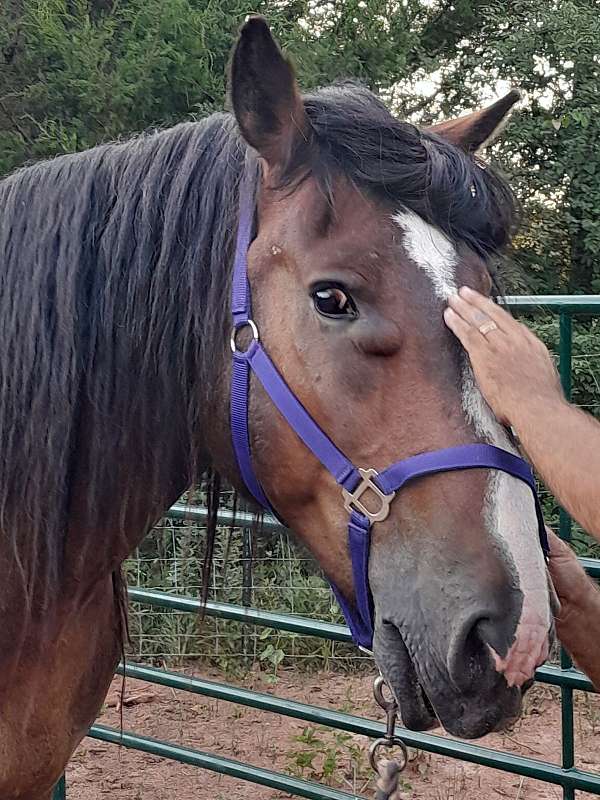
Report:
259,643,275,660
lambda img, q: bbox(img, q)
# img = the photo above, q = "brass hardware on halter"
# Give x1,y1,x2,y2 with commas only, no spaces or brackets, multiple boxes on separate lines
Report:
342,468,395,523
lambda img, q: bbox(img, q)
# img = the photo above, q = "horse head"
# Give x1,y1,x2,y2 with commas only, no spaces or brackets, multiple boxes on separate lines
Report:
223,17,553,739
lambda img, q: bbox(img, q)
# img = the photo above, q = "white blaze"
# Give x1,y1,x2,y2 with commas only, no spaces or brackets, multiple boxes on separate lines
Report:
394,210,458,298
394,209,551,688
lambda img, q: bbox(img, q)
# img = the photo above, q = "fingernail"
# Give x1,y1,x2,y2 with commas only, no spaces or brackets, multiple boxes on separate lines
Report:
458,286,473,298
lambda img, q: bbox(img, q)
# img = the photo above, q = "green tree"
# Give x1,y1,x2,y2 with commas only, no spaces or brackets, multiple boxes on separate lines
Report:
0,0,248,170
408,0,600,293
1,0,598,293
0,0,428,173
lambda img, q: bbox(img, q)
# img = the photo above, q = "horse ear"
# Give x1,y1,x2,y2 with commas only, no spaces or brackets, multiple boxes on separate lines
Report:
230,16,309,175
425,90,521,153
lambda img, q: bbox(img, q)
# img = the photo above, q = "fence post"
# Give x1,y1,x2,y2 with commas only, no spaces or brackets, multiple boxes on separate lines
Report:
52,775,66,800
242,525,254,664
559,311,575,800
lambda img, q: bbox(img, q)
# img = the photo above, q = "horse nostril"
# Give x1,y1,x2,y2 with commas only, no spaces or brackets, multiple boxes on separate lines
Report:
448,611,518,691
474,615,515,658
447,620,489,692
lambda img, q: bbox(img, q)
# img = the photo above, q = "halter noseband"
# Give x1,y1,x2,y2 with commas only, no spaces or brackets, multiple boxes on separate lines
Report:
229,185,548,651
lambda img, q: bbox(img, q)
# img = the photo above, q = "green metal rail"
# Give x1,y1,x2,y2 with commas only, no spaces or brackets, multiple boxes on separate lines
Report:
54,296,600,800
89,660,600,793
125,586,597,694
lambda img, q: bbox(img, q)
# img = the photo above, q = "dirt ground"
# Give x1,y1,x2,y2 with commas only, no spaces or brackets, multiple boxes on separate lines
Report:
67,666,600,800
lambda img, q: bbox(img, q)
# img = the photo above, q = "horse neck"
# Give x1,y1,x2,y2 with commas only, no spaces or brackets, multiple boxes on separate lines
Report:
59,391,194,602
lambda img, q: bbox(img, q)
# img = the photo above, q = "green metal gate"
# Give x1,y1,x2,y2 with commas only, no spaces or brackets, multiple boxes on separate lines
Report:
53,296,600,800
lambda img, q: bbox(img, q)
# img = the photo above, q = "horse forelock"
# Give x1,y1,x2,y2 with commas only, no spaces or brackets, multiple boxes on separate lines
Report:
283,83,517,261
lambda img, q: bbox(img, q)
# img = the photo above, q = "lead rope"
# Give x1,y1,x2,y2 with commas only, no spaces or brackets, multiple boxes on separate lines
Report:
370,675,409,800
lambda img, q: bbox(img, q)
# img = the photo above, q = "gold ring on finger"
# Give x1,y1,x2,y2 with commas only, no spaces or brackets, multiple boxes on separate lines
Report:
478,320,498,337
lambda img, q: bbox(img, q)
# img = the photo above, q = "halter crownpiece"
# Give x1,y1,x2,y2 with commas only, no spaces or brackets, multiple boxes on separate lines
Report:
229,181,549,651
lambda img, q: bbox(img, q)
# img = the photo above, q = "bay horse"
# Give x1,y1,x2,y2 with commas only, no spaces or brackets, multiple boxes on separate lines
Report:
0,17,553,800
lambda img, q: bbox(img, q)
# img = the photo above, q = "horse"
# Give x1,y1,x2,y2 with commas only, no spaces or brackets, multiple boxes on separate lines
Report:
0,17,554,800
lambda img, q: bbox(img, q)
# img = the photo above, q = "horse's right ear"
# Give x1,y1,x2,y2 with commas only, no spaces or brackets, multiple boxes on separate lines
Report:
230,16,309,177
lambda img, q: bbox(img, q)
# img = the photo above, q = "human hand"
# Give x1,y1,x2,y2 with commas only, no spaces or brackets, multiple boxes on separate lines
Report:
546,527,600,690
546,527,590,612
444,287,564,427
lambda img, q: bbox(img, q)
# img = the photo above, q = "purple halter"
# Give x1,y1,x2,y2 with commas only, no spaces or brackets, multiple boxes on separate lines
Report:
229,185,548,651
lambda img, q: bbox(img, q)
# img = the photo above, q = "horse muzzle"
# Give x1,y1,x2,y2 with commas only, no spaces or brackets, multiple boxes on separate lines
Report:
373,618,531,739
372,590,554,740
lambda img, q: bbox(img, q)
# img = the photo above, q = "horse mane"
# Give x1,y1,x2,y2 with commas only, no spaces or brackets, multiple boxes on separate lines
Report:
0,84,515,608
0,113,249,606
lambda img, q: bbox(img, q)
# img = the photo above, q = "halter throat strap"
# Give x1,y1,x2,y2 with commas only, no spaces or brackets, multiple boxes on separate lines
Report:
229,186,549,650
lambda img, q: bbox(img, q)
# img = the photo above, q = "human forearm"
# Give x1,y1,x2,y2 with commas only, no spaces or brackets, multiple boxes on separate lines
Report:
511,397,600,542
555,589,600,690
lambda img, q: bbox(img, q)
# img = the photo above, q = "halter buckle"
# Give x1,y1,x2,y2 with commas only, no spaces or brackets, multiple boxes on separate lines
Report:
342,468,395,523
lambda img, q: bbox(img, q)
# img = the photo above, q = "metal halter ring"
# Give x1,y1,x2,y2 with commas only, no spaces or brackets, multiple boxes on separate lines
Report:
230,319,259,354
373,674,397,717
370,675,408,774
369,736,409,774
342,467,396,523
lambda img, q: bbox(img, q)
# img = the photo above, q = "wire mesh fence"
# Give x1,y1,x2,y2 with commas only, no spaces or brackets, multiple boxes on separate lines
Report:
124,508,366,669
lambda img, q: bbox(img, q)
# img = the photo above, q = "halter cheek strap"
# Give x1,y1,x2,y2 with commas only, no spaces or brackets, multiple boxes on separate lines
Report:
229,187,549,651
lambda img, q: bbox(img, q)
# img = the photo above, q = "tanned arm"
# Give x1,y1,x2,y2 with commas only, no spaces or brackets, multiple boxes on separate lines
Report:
503,396,600,539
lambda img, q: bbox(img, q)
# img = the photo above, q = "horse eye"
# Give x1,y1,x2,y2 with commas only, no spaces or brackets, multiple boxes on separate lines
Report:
312,286,358,319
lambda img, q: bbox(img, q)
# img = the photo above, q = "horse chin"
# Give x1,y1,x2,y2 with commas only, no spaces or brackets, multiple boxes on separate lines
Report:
402,680,438,732
372,621,438,732
373,621,524,740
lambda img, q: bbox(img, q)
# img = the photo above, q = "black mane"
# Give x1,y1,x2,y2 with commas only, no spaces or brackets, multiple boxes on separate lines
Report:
0,84,515,604
0,113,247,605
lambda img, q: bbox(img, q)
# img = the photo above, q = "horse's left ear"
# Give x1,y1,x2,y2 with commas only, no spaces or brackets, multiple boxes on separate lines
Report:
230,16,309,176
425,90,521,153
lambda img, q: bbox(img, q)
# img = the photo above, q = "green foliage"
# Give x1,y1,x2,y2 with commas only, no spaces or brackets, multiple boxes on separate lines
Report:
1,0,598,291
0,0,248,172
0,0,426,174
422,0,600,293
286,725,373,790
257,627,285,682
124,515,363,670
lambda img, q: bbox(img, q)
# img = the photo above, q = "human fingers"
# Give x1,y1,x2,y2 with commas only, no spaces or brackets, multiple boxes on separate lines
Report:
447,293,506,340
443,306,491,351
457,286,519,331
